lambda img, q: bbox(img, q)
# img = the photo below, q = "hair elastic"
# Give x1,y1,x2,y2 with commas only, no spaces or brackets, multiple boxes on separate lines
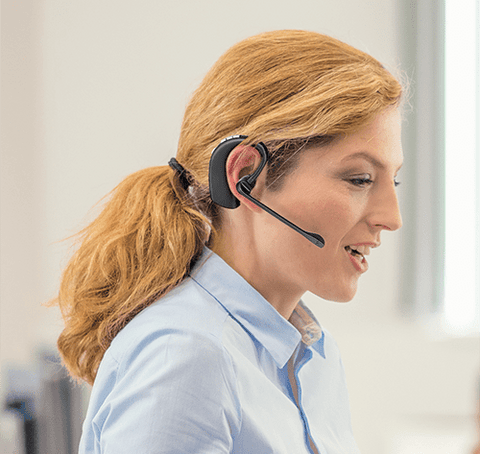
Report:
168,158,191,191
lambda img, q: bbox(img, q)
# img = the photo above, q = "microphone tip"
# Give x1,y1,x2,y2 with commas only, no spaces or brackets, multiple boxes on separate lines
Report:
308,232,325,248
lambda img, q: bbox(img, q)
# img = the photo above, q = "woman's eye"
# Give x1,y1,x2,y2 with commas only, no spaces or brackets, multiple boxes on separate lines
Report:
348,176,373,187
394,178,401,187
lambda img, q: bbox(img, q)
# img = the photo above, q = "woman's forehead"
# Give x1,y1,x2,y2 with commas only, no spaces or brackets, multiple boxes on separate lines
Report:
292,110,404,172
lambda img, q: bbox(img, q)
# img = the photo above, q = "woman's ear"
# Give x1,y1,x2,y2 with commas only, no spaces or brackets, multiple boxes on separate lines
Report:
225,145,264,213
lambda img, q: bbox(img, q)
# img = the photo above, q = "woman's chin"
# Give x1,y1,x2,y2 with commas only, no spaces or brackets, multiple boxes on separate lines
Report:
311,281,358,303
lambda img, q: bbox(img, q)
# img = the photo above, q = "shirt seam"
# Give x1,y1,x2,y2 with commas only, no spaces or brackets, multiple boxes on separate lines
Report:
220,337,243,442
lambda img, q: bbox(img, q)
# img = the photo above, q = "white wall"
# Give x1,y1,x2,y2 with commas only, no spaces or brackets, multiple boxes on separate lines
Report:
1,1,479,453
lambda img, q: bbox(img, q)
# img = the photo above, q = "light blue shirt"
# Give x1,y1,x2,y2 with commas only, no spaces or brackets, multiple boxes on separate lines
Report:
79,247,360,453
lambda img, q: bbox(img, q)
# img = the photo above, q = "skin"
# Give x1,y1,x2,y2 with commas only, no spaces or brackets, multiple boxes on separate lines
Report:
210,108,404,319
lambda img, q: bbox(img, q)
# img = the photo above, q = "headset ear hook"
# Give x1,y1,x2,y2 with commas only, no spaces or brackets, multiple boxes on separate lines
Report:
239,142,269,194
245,143,269,187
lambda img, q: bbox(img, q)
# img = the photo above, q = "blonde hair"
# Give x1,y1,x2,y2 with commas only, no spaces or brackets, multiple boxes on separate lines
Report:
55,30,403,384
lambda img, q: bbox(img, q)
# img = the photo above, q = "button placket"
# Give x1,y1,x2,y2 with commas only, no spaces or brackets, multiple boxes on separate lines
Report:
288,346,320,454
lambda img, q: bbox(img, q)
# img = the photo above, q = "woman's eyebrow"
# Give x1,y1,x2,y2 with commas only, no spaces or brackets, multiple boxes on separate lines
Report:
341,151,403,172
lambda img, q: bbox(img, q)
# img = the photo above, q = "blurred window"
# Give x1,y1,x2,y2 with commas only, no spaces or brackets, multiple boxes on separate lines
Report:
400,0,480,336
443,0,480,335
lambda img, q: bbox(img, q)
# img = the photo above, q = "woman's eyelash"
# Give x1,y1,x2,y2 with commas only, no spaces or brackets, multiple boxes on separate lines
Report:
349,177,373,187
348,176,402,187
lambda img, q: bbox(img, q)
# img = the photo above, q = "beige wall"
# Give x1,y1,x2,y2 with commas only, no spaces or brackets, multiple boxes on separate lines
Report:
1,1,479,452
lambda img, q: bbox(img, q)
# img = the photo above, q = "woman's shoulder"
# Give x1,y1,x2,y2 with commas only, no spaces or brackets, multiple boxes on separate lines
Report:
105,275,232,370
84,277,242,452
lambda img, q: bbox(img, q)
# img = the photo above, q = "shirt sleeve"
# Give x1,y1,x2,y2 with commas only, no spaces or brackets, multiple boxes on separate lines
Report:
89,329,242,453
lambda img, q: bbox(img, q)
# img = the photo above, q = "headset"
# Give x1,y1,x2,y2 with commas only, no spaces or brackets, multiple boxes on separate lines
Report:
209,135,325,248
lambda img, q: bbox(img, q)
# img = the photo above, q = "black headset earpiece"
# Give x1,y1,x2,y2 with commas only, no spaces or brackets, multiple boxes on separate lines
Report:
208,135,325,248
209,135,268,208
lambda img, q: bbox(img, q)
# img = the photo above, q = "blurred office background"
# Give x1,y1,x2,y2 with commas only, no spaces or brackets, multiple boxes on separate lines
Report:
1,0,479,453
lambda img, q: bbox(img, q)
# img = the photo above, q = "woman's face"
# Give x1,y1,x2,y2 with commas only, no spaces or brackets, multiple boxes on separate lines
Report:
254,108,403,304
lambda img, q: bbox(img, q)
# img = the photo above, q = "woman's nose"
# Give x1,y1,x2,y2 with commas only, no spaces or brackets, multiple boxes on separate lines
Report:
368,183,403,232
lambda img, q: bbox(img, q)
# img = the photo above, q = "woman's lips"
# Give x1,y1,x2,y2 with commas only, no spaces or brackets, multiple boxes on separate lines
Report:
345,247,369,273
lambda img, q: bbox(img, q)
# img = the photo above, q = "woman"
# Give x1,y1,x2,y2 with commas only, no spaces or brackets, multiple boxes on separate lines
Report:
55,30,404,453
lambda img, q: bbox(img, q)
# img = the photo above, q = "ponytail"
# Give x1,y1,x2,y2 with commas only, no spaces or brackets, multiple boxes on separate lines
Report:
55,166,211,384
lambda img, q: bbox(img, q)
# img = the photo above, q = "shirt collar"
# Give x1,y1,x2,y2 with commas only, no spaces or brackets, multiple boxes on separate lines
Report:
189,247,324,368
